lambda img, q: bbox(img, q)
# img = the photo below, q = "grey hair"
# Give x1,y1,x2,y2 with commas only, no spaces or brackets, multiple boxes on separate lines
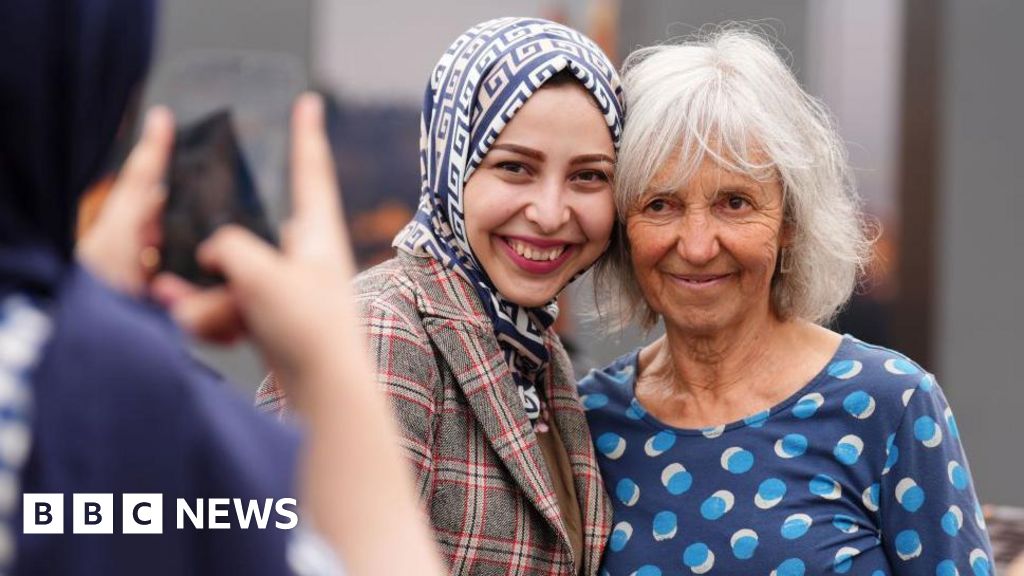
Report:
595,26,871,329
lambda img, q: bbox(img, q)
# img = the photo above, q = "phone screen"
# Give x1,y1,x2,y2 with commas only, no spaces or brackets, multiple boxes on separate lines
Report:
160,110,275,285
145,50,306,284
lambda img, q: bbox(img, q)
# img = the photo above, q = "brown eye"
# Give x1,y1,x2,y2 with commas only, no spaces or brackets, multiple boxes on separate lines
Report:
496,161,527,175
574,169,610,183
646,199,668,213
723,194,751,211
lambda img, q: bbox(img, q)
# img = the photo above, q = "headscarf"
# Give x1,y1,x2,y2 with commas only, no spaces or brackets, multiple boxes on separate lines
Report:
394,17,624,423
0,1,155,566
0,0,155,299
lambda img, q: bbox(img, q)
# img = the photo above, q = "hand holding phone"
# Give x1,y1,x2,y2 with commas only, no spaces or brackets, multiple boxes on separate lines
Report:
75,107,173,296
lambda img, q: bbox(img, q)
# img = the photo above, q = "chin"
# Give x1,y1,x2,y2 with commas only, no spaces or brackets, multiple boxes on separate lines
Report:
664,310,731,336
504,292,557,308
497,282,561,309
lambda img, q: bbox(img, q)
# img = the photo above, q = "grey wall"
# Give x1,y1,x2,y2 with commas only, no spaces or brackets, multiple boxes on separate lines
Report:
313,0,548,104
155,0,310,64
147,0,312,392
619,0,808,81
806,0,902,222
938,0,1024,506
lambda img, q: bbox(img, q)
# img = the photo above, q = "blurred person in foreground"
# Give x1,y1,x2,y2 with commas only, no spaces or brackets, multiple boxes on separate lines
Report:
579,29,994,575
258,17,624,575
0,0,442,574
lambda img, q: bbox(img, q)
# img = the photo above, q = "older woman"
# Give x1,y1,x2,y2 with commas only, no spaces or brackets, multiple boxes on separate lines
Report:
579,30,994,575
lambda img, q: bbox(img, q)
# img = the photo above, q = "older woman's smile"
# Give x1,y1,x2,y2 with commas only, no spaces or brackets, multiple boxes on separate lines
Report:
666,272,734,289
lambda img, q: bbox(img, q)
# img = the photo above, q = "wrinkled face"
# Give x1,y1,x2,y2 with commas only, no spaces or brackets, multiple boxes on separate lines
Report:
626,154,788,335
464,83,616,308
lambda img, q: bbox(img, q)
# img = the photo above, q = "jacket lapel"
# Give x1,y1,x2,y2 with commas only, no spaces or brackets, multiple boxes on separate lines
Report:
422,317,572,547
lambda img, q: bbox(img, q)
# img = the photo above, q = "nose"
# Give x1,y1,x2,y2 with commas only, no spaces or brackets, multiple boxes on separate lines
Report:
675,210,720,266
523,178,571,234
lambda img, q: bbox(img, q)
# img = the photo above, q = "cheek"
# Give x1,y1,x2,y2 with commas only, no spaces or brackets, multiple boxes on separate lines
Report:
733,223,783,278
575,190,616,245
463,178,518,242
626,222,670,276
758,242,779,272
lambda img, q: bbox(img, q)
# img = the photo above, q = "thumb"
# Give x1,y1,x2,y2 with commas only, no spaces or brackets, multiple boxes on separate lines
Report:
112,107,174,207
197,225,282,300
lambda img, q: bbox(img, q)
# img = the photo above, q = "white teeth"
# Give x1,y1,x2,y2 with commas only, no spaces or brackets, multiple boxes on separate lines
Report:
508,239,565,262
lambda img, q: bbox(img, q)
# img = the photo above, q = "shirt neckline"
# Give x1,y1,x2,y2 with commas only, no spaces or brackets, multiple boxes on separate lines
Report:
626,334,856,437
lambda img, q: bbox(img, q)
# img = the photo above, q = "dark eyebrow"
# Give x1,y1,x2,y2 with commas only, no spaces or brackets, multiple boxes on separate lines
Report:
490,144,615,167
571,154,615,166
490,143,544,161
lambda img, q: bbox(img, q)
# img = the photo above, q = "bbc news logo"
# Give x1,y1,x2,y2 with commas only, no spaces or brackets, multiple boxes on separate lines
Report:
23,494,299,534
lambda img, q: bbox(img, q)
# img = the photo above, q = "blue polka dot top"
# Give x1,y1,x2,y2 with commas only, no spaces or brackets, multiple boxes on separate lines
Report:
578,335,994,575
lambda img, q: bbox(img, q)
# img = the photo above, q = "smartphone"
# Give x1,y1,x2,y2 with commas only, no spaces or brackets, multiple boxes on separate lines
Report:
160,110,275,286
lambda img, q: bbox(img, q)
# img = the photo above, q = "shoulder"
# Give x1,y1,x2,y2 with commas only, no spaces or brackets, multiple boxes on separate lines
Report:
42,265,200,399
577,349,641,408
817,336,937,422
356,254,489,330
32,265,297,491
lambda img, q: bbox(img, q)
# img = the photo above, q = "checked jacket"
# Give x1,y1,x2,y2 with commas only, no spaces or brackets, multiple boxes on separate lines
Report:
256,253,612,575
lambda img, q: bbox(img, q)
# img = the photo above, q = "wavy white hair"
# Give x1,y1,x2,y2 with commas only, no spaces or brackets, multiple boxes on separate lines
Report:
595,26,871,328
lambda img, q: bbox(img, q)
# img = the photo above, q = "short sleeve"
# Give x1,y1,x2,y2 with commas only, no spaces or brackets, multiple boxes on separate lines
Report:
879,375,994,575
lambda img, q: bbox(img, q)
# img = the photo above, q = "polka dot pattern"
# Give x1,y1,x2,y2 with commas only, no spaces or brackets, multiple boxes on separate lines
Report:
580,335,994,575
0,295,52,572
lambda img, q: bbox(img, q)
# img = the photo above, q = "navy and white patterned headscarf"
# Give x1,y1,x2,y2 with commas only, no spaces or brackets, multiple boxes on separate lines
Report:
394,17,624,423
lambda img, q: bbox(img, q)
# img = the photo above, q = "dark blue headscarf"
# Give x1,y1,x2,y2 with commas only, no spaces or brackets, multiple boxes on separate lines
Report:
0,0,155,297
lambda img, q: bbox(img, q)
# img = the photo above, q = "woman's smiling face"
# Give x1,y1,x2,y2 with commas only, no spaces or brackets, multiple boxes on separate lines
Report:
626,154,789,335
463,82,616,308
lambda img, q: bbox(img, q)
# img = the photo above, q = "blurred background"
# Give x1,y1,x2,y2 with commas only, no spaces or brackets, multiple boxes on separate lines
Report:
91,0,1020,536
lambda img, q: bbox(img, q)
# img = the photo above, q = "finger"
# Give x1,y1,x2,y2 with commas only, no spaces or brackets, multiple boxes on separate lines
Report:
140,185,167,253
150,272,200,308
290,93,343,233
169,286,246,344
197,225,282,294
113,107,175,206
152,272,246,343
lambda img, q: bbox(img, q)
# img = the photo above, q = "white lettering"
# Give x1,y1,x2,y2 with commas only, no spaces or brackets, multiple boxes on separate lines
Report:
233,498,273,529
176,498,203,529
274,498,298,530
208,498,230,529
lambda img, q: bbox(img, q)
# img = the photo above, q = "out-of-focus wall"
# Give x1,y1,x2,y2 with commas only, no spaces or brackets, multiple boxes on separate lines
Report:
806,0,902,224
618,0,808,78
938,0,1024,507
148,0,313,392
313,0,548,104
153,0,310,77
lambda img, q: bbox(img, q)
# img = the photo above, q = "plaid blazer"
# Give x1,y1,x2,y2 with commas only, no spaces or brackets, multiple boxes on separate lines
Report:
256,253,611,575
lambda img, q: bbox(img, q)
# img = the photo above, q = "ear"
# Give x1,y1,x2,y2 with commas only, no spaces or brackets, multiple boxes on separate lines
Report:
779,212,795,248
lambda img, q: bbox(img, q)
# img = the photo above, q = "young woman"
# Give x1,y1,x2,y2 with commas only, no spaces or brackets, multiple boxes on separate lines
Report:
258,17,624,575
